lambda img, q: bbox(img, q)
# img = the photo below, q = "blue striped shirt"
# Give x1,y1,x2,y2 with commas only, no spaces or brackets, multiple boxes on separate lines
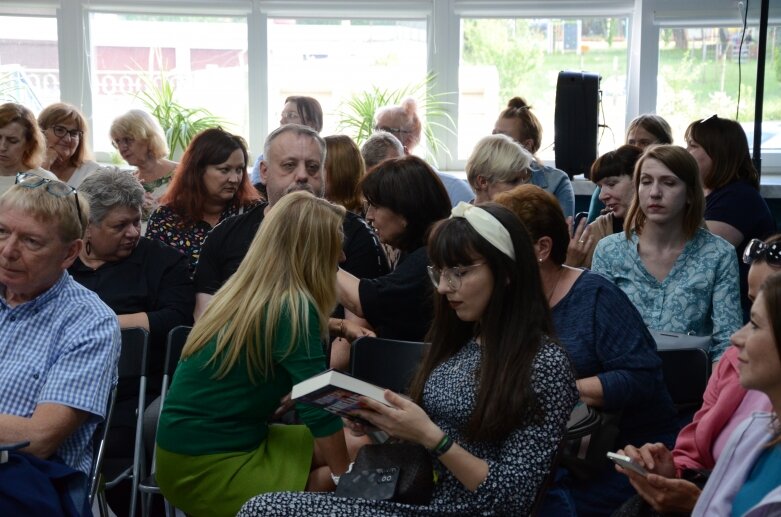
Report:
0,272,120,475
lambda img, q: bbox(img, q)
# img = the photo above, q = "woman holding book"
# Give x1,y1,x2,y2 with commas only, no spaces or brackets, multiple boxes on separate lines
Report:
238,202,578,516
155,192,351,517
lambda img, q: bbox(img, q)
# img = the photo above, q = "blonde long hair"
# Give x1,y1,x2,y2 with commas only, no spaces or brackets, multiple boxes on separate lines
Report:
182,191,346,381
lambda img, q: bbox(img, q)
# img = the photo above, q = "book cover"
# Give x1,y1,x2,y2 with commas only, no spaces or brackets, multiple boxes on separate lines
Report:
292,369,390,419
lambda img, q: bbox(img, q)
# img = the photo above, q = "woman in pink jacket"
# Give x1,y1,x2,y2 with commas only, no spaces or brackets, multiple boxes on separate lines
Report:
614,235,780,515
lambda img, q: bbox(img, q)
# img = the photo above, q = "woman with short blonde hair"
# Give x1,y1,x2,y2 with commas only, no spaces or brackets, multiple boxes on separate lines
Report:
466,133,532,203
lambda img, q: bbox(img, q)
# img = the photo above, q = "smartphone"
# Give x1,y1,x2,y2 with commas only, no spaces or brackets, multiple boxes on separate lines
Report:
607,452,649,477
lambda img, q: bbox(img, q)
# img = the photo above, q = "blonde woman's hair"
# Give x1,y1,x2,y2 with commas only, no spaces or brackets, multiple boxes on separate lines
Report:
466,134,533,190
109,109,169,160
182,191,346,381
0,180,88,242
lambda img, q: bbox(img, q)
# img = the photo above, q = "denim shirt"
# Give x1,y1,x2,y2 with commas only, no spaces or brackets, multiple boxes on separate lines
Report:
529,161,575,218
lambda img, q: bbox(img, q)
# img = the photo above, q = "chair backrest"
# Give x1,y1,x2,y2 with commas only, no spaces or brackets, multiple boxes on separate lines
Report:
162,325,191,393
119,327,150,380
350,336,430,394
657,348,711,408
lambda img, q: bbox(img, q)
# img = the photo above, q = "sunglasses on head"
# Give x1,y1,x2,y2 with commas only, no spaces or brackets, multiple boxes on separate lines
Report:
743,238,781,266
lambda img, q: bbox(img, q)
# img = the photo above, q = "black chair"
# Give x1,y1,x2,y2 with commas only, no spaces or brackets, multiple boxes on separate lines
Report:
657,347,711,411
349,336,430,394
97,327,149,517
138,325,191,517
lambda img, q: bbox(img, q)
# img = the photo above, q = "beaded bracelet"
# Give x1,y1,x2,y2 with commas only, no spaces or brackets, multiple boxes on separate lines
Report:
431,434,454,457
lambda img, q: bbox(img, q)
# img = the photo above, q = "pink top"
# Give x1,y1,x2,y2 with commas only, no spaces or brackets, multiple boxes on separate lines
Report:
672,346,771,475
711,388,772,460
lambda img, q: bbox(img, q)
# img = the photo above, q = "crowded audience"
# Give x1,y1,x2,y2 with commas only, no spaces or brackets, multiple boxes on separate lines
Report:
5,86,781,517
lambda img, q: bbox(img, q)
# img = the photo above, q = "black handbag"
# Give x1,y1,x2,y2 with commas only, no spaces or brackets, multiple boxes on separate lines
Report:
560,407,623,480
334,442,434,505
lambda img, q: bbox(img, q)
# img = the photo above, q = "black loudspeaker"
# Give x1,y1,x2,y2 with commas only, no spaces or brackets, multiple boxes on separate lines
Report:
554,71,601,179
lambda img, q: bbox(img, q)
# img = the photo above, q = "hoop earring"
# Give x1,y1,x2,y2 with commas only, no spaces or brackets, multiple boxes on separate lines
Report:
85,239,92,255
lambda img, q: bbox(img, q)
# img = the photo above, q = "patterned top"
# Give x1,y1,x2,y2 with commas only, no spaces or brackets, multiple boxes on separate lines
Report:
592,228,742,360
238,339,578,517
145,201,261,273
0,272,120,475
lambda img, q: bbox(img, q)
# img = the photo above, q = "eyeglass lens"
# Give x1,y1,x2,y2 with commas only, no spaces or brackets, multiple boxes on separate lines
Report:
52,125,83,139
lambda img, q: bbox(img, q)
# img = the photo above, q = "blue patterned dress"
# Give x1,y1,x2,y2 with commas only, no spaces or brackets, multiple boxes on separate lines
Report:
592,228,742,360
237,339,577,517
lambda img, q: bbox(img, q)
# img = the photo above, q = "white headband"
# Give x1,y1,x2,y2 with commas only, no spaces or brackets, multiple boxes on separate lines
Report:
450,202,515,260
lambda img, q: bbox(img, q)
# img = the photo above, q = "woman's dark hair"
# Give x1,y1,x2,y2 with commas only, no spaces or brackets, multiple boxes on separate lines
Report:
410,203,554,443
359,155,450,251
590,145,643,184
160,127,259,224
684,115,759,191
286,96,323,133
498,96,543,154
493,184,570,266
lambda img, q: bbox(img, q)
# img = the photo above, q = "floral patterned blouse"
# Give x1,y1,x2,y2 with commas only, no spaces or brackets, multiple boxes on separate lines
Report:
145,201,262,274
592,227,742,361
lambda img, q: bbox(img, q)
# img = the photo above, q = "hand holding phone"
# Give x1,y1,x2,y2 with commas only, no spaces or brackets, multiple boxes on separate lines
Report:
607,452,649,477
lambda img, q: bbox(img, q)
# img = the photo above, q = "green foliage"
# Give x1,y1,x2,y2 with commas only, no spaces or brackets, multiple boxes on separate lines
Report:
334,73,455,165
136,73,226,160
461,19,544,104
775,48,781,83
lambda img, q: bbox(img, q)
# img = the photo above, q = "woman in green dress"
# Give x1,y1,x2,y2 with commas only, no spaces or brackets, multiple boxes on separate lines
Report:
155,191,351,517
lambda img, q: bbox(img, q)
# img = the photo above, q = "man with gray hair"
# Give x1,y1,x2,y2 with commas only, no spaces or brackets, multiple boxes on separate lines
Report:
194,125,388,342
360,131,404,171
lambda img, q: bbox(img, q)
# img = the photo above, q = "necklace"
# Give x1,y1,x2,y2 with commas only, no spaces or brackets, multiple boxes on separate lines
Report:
547,267,564,305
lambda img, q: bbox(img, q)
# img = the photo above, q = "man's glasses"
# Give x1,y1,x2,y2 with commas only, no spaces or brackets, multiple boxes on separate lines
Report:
111,137,135,149
50,125,83,139
743,238,781,266
373,126,411,136
427,263,485,291
15,172,83,231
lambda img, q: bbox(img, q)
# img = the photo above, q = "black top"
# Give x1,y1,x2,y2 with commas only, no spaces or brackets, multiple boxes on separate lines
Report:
358,246,433,341
195,203,390,294
706,179,776,319
69,237,195,376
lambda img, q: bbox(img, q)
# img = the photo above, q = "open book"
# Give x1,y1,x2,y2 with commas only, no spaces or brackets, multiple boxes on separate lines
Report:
292,369,390,418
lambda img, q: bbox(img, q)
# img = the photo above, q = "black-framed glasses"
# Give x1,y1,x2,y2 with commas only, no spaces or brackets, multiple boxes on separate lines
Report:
427,263,485,291
111,137,135,149
50,125,83,139
743,238,781,266
373,125,411,136
15,172,83,231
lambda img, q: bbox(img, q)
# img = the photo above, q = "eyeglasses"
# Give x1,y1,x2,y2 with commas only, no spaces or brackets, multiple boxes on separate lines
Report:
427,263,485,291
50,125,83,139
743,238,781,266
281,111,301,121
373,126,411,136
15,172,83,231
111,137,135,149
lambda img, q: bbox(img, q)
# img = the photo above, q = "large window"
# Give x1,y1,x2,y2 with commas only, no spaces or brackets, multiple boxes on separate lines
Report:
0,15,59,110
656,26,781,151
458,17,629,162
89,13,248,160
266,18,427,148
